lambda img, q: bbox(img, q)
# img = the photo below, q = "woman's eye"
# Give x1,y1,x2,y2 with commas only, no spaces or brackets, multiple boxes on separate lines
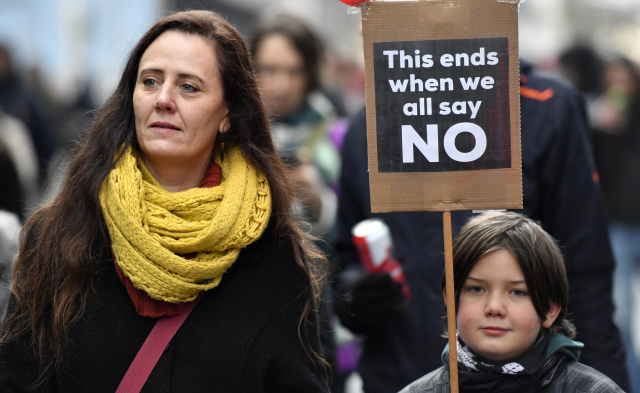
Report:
181,83,198,92
467,286,483,294
511,289,528,297
143,78,157,87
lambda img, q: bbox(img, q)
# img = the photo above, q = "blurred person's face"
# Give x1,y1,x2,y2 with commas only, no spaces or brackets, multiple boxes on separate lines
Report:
454,248,560,363
133,30,229,182
605,62,636,97
255,34,308,117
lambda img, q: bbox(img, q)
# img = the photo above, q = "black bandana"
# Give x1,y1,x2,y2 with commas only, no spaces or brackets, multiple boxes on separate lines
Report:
442,333,582,393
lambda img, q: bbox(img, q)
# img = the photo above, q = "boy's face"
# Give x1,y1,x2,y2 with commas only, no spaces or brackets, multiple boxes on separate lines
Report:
456,248,560,363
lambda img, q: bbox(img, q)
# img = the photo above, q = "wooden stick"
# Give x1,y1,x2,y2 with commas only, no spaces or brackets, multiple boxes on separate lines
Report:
443,211,459,393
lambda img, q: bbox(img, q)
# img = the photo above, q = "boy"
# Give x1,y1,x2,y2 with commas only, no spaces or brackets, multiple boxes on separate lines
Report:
400,211,625,393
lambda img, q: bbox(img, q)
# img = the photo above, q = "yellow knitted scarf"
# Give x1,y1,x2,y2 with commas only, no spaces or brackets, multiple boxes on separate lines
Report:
100,145,272,303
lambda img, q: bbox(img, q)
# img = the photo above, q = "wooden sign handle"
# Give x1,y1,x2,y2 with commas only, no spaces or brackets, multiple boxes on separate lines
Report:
443,211,459,393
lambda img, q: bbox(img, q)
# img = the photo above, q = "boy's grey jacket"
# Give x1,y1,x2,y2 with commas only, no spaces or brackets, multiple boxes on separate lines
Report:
399,361,626,393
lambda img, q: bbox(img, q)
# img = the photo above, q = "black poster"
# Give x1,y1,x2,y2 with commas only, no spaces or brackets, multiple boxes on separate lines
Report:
374,37,510,173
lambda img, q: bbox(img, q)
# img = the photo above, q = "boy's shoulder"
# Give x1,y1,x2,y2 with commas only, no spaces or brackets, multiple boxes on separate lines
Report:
547,361,625,393
398,366,450,393
398,361,624,393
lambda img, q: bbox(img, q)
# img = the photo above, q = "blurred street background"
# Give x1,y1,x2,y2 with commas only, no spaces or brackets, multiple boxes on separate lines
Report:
0,1,639,392
0,0,638,147
2,0,640,108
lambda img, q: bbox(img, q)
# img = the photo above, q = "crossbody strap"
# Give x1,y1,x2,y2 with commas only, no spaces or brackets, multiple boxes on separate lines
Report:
115,296,201,393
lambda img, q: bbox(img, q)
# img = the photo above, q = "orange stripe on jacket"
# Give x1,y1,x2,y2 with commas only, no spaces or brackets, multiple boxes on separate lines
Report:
520,86,554,101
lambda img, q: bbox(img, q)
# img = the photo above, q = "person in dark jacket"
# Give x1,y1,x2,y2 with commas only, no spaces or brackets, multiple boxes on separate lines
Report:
0,44,57,181
589,56,640,393
0,10,329,392
332,60,629,392
399,211,625,393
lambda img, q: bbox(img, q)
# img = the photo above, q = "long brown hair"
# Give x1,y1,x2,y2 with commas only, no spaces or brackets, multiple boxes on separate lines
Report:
1,10,327,383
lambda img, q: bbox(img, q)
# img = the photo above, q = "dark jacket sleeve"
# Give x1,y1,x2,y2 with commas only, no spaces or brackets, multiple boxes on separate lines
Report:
0,212,57,393
257,295,329,393
519,64,630,390
0,296,57,393
240,251,330,393
333,108,371,279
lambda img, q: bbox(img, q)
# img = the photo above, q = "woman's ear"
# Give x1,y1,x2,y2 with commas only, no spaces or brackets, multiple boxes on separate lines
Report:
220,116,230,134
442,290,447,306
542,301,562,328
219,108,231,134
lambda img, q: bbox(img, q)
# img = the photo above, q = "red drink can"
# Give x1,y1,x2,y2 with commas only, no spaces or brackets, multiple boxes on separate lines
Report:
351,218,411,299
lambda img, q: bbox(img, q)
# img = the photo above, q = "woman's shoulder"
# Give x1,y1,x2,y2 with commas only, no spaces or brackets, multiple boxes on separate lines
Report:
549,361,625,393
398,366,450,393
232,225,307,289
237,225,296,266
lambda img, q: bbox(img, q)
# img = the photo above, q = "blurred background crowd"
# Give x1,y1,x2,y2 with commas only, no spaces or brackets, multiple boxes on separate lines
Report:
0,0,639,392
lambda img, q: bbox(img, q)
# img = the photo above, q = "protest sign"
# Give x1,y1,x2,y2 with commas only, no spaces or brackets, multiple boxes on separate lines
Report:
362,0,522,212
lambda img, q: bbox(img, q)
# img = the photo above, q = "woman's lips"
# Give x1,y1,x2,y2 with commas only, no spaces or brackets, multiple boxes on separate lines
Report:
151,122,181,132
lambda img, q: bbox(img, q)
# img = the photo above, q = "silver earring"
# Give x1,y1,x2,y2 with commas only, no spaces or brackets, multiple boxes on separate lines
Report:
154,100,159,108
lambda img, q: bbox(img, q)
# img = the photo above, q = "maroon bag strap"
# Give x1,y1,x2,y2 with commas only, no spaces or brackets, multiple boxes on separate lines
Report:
115,296,201,393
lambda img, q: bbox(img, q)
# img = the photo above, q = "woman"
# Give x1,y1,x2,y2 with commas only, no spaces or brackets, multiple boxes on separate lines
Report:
0,10,329,392
250,14,344,239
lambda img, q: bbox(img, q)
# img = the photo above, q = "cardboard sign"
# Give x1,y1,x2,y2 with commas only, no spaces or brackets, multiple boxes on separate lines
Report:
362,0,522,212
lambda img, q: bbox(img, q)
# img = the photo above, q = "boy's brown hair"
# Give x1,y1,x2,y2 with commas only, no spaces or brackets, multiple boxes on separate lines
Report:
441,211,577,338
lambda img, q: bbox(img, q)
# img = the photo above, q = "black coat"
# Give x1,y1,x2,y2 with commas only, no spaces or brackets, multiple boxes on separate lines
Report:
0,227,330,392
333,60,629,393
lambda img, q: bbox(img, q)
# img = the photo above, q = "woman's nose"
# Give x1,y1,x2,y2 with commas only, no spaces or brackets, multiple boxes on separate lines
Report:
154,85,176,112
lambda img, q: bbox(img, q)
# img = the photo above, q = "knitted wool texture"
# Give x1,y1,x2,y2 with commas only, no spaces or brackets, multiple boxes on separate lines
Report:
100,145,272,303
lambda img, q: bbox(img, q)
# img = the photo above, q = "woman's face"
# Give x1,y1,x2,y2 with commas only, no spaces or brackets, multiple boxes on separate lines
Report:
254,33,308,117
133,30,229,176
455,248,560,363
